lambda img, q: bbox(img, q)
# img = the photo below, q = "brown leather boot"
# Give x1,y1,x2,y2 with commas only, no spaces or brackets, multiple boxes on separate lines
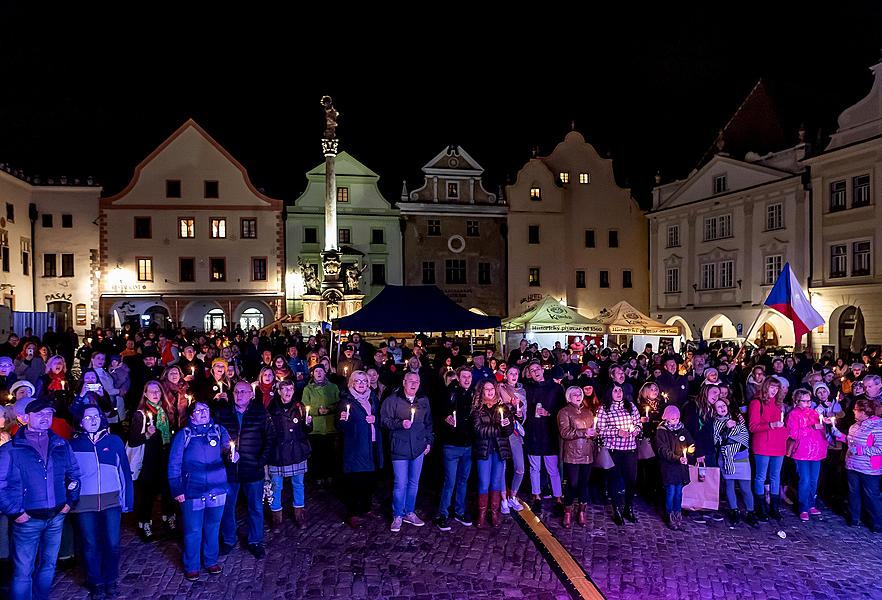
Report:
476,494,489,528
489,491,502,527
577,502,588,527
562,505,573,528
293,507,306,529
271,510,283,533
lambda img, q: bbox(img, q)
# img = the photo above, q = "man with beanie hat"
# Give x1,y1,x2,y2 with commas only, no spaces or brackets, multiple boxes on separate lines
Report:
0,397,81,600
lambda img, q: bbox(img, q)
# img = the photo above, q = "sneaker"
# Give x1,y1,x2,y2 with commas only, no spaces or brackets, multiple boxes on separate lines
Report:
434,515,451,531
206,564,222,575
500,499,511,515
453,513,473,527
709,512,725,522
165,514,177,532
508,497,524,511
247,543,266,560
140,522,154,542
184,571,200,582
390,516,403,533
809,507,822,516
403,512,425,527
799,512,810,521
691,513,707,524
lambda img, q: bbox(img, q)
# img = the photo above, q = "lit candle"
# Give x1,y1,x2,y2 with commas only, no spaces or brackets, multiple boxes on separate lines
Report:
344,366,349,377
305,405,311,418
230,440,235,456
819,411,824,426
191,366,195,376
645,406,650,419
683,448,687,461
410,406,416,422
662,392,669,401
452,410,457,427
498,406,504,420
251,382,257,393
60,380,66,391
346,403,351,414
186,394,193,405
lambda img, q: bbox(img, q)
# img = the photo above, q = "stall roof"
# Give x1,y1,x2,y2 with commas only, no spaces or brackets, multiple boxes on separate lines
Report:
597,301,680,335
332,285,501,332
502,296,604,334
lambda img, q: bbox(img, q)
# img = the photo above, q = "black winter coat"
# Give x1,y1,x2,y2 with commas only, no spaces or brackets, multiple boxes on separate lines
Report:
438,384,475,447
524,379,564,456
216,401,276,484
267,400,313,467
655,424,695,486
472,402,514,460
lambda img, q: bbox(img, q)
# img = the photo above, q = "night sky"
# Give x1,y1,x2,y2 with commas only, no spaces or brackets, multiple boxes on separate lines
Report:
2,6,881,208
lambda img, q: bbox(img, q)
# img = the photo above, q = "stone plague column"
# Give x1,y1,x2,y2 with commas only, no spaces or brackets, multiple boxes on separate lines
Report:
319,96,343,319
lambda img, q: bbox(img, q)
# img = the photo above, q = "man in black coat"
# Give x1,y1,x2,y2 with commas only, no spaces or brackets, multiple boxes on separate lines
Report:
217,381,276,559
655,356,689,408
523,361,565,512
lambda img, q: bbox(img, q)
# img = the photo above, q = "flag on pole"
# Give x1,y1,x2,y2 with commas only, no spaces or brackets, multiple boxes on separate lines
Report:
764,263,824,344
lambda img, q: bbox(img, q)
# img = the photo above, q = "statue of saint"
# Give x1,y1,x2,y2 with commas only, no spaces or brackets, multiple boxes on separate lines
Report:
345,264,365,293
321,95,339,139
299,258,320,294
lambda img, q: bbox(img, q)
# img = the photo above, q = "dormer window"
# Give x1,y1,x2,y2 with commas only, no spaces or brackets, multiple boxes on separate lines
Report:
447,182,459,199
530,187,541,201
559,172,570,184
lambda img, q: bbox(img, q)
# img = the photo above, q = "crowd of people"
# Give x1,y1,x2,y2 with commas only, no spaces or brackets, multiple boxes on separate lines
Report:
0,323,881,600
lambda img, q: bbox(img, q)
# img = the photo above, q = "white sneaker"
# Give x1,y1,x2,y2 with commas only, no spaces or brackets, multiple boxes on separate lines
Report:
403,512,425,527
508,497,524,511
500,498,511,514
390,516,403,532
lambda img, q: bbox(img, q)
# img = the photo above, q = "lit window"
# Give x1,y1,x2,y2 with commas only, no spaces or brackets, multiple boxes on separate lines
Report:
447,182,459,199
337,187,349,203
210,218,226,239
210,258,226,282
179,218,195,238
137,258,153,282
559,172,570,184
530,187,541,201
579,173,590,184
528,268,541,287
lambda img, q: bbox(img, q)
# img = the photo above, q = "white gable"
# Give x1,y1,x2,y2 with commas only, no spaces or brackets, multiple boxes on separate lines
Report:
827,61,882,151
422,145,484,175
294,151,392,211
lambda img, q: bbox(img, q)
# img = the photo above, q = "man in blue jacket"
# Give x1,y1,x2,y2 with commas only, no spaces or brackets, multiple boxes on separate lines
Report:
0,397,81,600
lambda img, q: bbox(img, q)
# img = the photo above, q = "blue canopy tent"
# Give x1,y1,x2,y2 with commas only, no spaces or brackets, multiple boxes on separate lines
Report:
332,285,501,332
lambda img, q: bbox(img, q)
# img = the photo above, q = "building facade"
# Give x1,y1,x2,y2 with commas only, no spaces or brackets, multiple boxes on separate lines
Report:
0,166,101,335
649,148,809,348
99,120,285,332
398,145,506,317
804,58,882,357
506,131,648,319
286,152,401,316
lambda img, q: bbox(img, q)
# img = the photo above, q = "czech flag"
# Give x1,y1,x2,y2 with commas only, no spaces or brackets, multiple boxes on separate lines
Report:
764,263,824,343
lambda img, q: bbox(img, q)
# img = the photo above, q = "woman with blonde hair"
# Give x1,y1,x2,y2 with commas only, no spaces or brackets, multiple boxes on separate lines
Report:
556,386,596,527
471,379,514,527
497,366,526,512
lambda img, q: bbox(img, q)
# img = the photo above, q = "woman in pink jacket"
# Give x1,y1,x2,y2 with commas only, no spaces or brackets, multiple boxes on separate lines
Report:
748,377,789,522
786,389,829,521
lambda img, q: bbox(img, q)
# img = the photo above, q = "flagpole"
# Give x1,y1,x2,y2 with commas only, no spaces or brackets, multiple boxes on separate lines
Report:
735,307,766,364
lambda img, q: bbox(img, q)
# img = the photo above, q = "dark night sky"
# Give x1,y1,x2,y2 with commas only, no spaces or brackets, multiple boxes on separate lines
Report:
1,6,881,208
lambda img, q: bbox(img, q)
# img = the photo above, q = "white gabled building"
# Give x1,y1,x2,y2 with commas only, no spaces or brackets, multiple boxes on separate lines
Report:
99,120,285,332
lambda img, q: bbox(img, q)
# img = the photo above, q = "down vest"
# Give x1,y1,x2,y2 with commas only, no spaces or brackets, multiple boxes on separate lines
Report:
216,401,276,484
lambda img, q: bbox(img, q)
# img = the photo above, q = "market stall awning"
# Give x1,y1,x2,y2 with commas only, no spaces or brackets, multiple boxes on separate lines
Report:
502,296,604,334
596,301,681,335
332,285,501,332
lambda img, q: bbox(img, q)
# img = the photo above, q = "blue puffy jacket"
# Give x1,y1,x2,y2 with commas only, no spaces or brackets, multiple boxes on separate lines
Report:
167,421,232,500
69,429,134,513
0,428,81,519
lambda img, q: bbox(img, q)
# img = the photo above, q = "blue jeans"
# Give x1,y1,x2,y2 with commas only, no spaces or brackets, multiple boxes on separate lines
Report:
271,474,305,510
392,454,424,517
75,507,122,588
476,450,505,494
438,445,472,517
847,470,882,530
724,479,754,511
221,480,264,546
10,512,65,600
182,500,224,572
794,459,822,514
664,484,684,514
753,454,784,496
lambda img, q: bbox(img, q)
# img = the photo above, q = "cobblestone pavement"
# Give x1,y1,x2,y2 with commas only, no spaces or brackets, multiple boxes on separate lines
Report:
47,482,882,600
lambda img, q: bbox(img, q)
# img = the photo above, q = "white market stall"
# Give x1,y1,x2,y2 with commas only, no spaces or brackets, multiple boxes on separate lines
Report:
502,296,604,354
596,300,684,353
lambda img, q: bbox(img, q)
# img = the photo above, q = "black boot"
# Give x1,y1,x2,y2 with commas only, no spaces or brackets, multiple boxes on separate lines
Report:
611,505,624,526
727,509,740,527
769,496,783,521
754,495,769,522
744,511,759,528
623,505,638,523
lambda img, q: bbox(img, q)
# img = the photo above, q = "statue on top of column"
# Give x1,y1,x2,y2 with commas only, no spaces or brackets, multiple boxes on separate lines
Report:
321,95,339,140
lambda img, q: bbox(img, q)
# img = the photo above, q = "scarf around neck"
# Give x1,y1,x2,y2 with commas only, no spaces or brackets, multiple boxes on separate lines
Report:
146,400,171,444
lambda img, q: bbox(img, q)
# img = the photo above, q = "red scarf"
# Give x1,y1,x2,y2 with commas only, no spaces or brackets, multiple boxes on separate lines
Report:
47,371,66,392
259,381,274,407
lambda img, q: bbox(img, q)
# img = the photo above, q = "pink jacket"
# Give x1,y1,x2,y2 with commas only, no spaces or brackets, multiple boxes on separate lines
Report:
747,398,789,456
786,406,828,461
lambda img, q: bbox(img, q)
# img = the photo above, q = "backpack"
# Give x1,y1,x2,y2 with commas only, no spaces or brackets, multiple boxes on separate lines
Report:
182,424,222,450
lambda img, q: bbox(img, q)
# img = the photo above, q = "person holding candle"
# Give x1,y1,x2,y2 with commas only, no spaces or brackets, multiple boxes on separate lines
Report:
381,372,433,533
200,359,233,415
786,388,829,521
216,381,276,559
70,406,133,598
0,356,18,403
748,377,789,522
712,398,757,527
433,367,475,531
471,379,514,528
831,397,882,532
595,382,641,525
523,361,565,514
167,401,236,581
337,345,364,384
654,405,695,530
302,364,340,488
338,370,384,529
177,345,205,388
498,365,527,513
556,386,596,528
129,380,177,541
40,355,70,414
267,380,312,531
